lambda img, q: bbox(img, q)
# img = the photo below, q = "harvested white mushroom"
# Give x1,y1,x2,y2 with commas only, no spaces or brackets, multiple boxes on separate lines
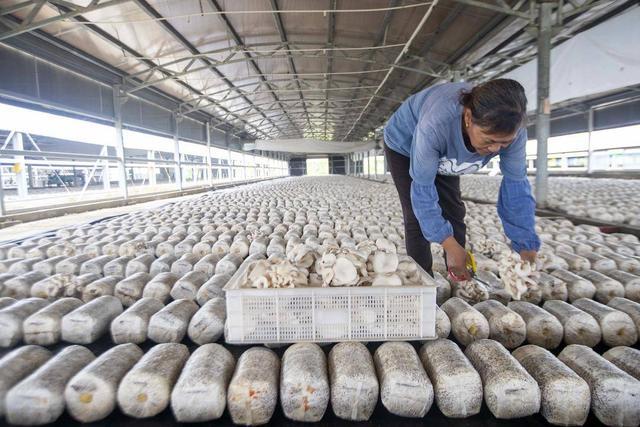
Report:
279,343,329,422
147,299,199,343
61,295,123,344
507,301,564,349
373,341,433,418
227,347,280,426
0,297,49,347
187,297,225,345
171,344,235,422
65,343,144,423
603,346,640,381
110,297,164,344
512,345,590,426
23,297,83,345
114,272,151,307
0,345,52,417
551,269,597,302
5,345,95,425
441,297,490,346
117,343,189,418
474,300,527,349
328,342,378,421
572,298,637,346
559,344,640,426
419,339,483,418
543,300,601,347
243,258,309,289
464,339,540,419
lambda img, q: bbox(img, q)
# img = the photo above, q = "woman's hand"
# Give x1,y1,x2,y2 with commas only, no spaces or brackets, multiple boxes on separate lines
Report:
442,236,471,281
520,250,537,264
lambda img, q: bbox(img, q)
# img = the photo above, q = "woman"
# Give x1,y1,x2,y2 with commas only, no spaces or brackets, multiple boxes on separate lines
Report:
383,78,540,280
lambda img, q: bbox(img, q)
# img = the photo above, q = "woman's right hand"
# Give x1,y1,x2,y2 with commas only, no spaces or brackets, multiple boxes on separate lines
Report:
442,236,471,281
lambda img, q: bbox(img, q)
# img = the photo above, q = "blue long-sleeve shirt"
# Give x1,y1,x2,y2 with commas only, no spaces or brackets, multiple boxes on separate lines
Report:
384,82,541,252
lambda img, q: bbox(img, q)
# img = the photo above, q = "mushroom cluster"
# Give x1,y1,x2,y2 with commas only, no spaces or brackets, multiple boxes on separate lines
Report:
239,237,425,289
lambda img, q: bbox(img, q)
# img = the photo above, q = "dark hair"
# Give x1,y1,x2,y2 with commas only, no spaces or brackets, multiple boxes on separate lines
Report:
459,79,527,135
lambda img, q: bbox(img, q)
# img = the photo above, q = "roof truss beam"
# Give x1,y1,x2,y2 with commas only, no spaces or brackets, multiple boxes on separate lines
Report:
0,0,132,42
132,0,284,136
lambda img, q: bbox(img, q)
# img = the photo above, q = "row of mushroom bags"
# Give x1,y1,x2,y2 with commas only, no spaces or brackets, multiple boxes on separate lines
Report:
0,176,639,425
460,174,640,225
0,339,638,426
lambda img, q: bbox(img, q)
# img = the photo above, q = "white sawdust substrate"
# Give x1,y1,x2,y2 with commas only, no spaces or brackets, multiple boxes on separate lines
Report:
464,339,540,419
65,343,143,423
373,341,433,418
559,344,640,426
419,338,482,418
512,345,590,426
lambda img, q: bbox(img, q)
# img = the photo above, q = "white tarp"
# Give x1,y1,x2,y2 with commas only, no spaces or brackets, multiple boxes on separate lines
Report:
244,138,378,154
504,6,640,111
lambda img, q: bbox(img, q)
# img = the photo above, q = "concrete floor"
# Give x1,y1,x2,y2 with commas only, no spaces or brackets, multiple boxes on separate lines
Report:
1,191,204,243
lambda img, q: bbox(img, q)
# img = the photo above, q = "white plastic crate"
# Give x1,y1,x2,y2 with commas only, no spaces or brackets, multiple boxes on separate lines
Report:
223,259,437,344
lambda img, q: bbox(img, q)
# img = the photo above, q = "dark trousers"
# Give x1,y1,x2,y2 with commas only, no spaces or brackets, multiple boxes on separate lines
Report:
384,143,466,274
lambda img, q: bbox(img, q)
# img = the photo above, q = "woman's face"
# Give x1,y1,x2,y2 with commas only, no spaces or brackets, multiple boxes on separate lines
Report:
463,108,517,156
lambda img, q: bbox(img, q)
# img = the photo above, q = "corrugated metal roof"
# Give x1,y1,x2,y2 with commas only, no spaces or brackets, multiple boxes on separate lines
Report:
0,0,630,142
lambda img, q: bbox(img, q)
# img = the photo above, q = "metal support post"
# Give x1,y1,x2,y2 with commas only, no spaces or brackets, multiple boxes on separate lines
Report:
147,150,156,186
172,113,183,191
0,163,6,216
586,107,594,174
113,85,129,200
227,148,233,182
383,149,387,176
12,132,28,198
242,152,248,180
534,0,553,208
101,145,111,190
374,149,380,180
206,123,213,187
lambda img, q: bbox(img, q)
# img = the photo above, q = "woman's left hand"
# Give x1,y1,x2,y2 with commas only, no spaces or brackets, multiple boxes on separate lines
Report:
520,250,537,264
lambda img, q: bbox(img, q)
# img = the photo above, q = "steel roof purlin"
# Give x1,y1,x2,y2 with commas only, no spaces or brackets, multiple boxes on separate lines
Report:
132,0,287,138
